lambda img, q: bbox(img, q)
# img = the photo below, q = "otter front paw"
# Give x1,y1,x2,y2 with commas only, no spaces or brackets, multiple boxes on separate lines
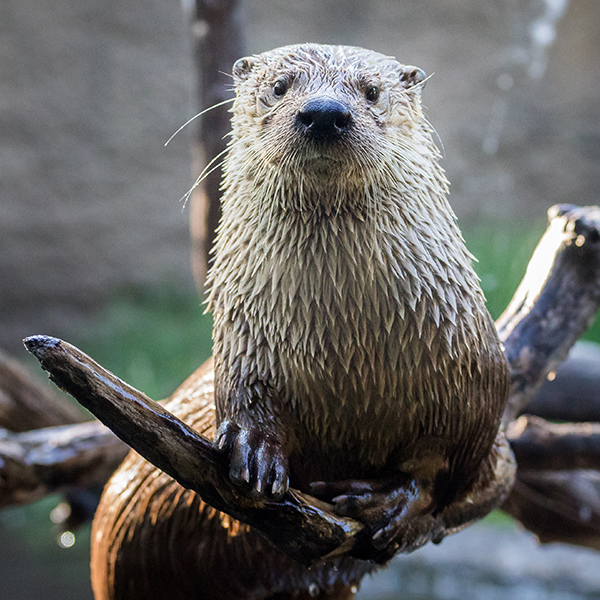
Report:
311,477,435,560
214,420,289,500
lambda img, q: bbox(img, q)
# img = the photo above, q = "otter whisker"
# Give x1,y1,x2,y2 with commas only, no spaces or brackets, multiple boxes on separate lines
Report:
423,115,446,158
165,97,235,146
180,145,231,210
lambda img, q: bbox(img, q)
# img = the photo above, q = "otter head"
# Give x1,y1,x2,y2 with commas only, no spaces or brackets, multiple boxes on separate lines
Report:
224,44,438,213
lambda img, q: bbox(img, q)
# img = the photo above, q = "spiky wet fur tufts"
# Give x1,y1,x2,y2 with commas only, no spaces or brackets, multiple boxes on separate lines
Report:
207,44,508,490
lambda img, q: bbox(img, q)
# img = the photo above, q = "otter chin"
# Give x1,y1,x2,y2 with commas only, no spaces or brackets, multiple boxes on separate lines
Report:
91,44,514,600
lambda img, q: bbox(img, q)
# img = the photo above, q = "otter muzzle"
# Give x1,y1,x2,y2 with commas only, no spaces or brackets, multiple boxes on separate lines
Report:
296,97,353,140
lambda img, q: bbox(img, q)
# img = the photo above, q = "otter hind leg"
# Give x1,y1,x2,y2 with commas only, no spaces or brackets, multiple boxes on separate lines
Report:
91,450,368,600
310,428,516,562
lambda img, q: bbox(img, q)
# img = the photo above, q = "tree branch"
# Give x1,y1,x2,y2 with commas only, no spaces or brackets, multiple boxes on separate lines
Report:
0,351,123,522
22,335,361,566
5,203,600,559
189,0,244,289
493,205,600,549
503,414,600,551
523,342,600,422
496,204,600,424
508,415,600,471
0,420,128,508
0,349,84,431
503,470,600,552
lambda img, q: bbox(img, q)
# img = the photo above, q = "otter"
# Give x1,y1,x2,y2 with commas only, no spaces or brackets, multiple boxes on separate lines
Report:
91,44,515,600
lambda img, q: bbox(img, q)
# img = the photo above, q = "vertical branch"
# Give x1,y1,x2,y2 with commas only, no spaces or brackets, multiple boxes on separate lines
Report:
496,205,600,423
189,0,245,290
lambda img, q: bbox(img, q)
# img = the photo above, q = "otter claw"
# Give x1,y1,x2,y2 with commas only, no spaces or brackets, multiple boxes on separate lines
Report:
371,525,396,550
214,421,289,500
214,420,239,452
311,476,434,555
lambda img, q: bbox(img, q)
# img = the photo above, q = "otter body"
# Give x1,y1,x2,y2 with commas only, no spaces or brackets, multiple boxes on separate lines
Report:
209,43,506,503
91,44,512,600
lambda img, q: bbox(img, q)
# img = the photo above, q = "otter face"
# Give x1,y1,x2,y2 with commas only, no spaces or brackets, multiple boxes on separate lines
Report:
231,45,426,160
225,44,437,213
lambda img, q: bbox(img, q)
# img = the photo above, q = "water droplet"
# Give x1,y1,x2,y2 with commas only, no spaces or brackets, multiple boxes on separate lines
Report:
50,502,71,524
59,531,76,548
496,73,514,92
308,583,319,597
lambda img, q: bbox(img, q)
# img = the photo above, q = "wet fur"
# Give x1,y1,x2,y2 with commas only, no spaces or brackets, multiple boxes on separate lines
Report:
91,44,509,599
207,44,507,494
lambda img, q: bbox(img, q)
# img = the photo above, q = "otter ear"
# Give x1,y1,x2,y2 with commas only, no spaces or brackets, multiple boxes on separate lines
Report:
232,56,256,83
399,66,427,93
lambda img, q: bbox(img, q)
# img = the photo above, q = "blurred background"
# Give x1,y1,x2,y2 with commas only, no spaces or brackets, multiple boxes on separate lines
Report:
1,0,600,598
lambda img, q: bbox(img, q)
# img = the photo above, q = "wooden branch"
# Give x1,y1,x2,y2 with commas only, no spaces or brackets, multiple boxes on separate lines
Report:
494,205,600,549
524,342,600,422
189,0,244,289
23,335,361,566
0,420,128,508
0,349,84,431
503,470,600,552
509,415,600,471
496,204,600,424
6,203,599,560
13,203,600,560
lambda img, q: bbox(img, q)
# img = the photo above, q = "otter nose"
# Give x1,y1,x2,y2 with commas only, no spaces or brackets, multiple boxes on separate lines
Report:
296,97,352,138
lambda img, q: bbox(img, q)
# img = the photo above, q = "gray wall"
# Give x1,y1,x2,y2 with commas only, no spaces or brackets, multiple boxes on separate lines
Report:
243,0,600,219
1,0,195,352
2,0,599,352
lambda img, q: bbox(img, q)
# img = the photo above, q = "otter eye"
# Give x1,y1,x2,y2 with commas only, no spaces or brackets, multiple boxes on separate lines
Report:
273,79,289,97
365,85,380,103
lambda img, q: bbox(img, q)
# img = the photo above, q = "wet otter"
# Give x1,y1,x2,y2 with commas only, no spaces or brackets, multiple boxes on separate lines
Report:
91,44,514,600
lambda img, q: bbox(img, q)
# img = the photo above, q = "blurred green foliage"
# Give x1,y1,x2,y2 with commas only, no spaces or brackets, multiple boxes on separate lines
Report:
71,286,213,402
463,218,600,342
463,218,545,320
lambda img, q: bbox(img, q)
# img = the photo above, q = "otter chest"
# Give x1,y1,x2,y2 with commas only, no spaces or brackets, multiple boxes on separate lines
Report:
244,214,458,460
211,208,480,470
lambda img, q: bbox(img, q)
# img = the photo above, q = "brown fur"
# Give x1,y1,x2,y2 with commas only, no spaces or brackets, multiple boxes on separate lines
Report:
208,44,507,493
91,44,509,599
